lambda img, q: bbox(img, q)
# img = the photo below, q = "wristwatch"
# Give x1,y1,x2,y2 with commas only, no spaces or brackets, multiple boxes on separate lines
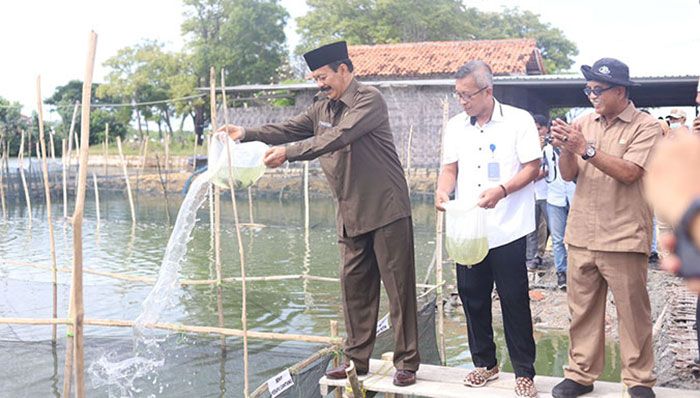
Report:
581,144,596,160
675,198,700,278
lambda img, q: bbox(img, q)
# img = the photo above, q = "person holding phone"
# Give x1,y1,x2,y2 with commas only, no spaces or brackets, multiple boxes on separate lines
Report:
548,58,661,398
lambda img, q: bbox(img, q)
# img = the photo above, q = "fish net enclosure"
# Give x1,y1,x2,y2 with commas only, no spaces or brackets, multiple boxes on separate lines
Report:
0,271,440,397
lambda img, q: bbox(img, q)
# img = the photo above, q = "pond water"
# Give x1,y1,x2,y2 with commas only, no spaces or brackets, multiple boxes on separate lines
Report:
0,188,622,396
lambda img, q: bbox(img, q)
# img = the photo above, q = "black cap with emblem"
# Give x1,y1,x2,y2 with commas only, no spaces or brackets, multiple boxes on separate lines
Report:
581,58,640,87
303,41,349,71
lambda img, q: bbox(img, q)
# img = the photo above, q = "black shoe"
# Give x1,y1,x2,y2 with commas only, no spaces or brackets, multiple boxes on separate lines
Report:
325,363,368,379
628,385,655,398
649,252,659,263
551,378,593,398
557,272,567,291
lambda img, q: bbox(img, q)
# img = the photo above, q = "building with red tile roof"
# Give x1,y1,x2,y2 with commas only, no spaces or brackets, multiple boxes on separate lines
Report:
348,38,546,80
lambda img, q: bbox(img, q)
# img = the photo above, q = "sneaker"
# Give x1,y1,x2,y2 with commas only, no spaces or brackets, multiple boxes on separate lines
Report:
463,365,499,387
526,259,539,271
551,378,593,398
557,272,567,291
515,377,538,397
628,385,655,398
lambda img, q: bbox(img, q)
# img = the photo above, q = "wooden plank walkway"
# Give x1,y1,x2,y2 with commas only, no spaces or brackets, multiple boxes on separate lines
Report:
319,359,700,397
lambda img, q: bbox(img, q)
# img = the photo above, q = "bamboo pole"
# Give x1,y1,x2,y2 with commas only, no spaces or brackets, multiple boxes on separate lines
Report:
331,320,342,398
1,259,441,291
92,172,100,235
247,186,254,224
221,68,250,397
406,125,413,176
210,68,226,348
435,97,449,366
64,32,97,398
50,130,56,161
0,139,6,221
164,132,170,193
0,317,343,345
103,123,109,176
66,101,79,193
209,68,218,245
192,130,198,172
18,131,32,224
37,75,59,343
61,139,68,219
116,136,136,225
345,361,362,398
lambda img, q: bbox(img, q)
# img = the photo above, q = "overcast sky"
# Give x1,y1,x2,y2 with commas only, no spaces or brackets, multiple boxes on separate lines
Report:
1,0,698,119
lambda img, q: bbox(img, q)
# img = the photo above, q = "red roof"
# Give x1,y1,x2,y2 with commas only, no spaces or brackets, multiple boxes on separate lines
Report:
348,38,545,79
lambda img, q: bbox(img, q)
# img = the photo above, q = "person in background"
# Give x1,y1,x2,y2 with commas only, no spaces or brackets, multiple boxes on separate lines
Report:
537,115,576,290
645,77,700,365
436,60,541,398
666,108,691,135
525,114,550,272
218,41,420,387
549,58,660,398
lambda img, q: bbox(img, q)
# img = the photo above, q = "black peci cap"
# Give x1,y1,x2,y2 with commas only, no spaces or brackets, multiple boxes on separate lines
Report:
303,41,349,71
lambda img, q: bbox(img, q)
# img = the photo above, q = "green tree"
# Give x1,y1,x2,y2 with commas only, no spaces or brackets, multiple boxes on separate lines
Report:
46,80,131,145
182,0,289,142
0,96,29,154
296,1,577,72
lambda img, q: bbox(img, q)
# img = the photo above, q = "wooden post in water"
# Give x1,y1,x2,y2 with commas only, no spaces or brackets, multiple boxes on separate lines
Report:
435,97,449,366
0,139,6,221
103,123,109,176
65,30,97,398
61,139,68,219
66,101,79,191
116,137,136,226
209,68,218,245
92,172,100,235
221,68,250,397
210,67,226,351
164,132,170,193
330,320,342,398
37,75,59,343
18,132,32,224
192,129,198,172
50,130,56,161
406,125,413,177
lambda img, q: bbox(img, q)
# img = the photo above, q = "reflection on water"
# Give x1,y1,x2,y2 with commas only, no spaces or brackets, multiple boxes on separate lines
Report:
0,190,622,396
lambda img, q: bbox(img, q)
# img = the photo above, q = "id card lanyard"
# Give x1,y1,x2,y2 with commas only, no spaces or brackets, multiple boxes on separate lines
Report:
487,143,500,181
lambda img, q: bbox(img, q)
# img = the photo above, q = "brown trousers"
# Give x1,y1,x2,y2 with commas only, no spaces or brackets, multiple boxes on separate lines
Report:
565,246,656,387
338,216,420,372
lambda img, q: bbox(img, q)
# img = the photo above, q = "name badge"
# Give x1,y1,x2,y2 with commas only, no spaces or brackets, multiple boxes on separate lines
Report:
487,162,500,181
319,121,332,128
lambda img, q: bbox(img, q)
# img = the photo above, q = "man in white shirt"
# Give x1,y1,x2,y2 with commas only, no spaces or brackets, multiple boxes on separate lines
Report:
435,60,541,398
538,115,577,290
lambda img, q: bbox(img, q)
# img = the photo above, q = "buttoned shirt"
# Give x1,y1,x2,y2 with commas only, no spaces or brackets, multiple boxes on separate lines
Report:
243,78,411,238
442,99,542,249
543,144,576,207
565,102,661,254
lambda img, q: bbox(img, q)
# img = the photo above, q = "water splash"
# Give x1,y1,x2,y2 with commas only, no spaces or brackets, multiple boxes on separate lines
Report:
89,174,211,396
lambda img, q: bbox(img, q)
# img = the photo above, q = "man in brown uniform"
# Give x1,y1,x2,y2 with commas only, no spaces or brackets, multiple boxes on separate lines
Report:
549,58,660,398
218,41,420,386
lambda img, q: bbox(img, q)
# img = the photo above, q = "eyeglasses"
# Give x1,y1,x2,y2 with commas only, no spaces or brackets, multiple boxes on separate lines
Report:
453,86,487,101
582,86,616,97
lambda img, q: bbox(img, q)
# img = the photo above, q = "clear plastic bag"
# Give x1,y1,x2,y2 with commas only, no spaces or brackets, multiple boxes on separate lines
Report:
207,136,268,189
443,200,489,266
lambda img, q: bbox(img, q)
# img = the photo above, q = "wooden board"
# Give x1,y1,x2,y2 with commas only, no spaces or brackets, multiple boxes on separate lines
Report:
319,359,700,398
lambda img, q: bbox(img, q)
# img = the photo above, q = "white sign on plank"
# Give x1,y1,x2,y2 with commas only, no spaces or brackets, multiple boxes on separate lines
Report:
376,313,391,335
268,368,294,398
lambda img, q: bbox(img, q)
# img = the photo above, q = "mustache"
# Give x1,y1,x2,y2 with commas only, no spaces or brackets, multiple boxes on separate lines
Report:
320,86,331,92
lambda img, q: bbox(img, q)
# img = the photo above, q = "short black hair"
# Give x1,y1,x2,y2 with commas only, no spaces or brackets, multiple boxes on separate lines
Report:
328,59,354,73
533,114,549,127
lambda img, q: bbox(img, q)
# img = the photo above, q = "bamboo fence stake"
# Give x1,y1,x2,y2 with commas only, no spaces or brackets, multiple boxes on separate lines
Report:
330,320,342,398
103,123,109,176
165,132,170,191
116,137,136,225
210,68,225,340
36,142,43,189
18,131,32,224
208,67,217,245
247,186,254,224
92,172,100,235
221,68,250,397
61,139,68,219
66,101,79,191
435,97,449,366
37,75,59,343
0,139,6,221
65,30,97,398
406,125,413,176
50,130,56,161
192,130,198,172
208,137,214,244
